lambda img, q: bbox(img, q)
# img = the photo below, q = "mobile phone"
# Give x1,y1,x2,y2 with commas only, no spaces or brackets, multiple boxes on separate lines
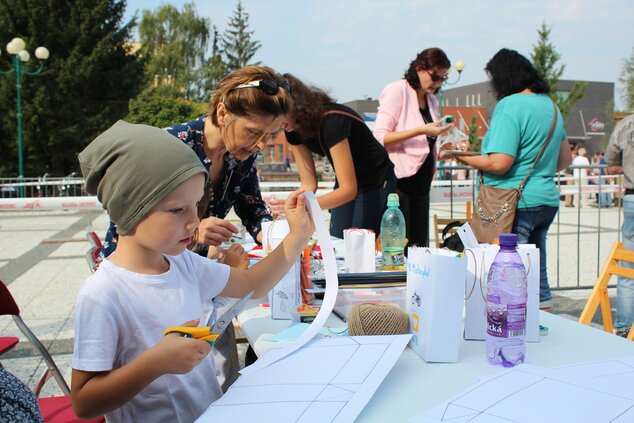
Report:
443,115,455,124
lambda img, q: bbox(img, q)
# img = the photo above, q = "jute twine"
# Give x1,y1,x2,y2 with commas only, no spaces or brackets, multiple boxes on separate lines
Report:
347,302,409,336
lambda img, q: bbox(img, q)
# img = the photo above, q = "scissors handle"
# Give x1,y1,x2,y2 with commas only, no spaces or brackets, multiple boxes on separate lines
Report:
163,326,220,346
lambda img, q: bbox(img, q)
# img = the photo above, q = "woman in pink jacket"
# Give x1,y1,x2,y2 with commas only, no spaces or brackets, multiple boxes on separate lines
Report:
373,48,453,247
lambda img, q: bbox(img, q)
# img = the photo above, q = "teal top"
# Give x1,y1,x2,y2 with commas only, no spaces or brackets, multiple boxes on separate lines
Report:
481,93,567,208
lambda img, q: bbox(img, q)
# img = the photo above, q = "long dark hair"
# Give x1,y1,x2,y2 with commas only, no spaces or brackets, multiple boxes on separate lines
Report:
403,48,451,90
283,73,336,140
485,48,550,100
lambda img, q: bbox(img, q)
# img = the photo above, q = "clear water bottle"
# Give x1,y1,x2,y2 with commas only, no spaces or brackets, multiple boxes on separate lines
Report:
485,233,527,367
380,193,406,267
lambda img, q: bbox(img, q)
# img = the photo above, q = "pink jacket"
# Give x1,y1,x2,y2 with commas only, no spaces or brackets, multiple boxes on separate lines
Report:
373,79,439,179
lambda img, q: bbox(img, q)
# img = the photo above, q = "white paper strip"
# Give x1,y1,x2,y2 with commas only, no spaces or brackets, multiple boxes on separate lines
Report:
239,191,339,375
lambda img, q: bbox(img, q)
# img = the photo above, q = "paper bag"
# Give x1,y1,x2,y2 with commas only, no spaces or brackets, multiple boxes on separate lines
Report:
463,244,540,342
262,220,301,319
406,247,467,362
343,229,376,273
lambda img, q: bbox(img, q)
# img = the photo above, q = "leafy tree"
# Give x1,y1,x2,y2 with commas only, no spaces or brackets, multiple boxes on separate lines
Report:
221,1,261,72
0,0,144,176
126,89,206,128
467,116,482,152
530,22,587,121
620,47,634,112
138,2,210,100
201,26,228,100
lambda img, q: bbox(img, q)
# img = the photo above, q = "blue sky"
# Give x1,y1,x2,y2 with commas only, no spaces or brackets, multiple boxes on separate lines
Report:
124,0,634,110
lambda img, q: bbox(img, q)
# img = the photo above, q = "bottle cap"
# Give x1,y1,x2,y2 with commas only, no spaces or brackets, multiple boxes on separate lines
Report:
387,193,399,207
498,233,518,246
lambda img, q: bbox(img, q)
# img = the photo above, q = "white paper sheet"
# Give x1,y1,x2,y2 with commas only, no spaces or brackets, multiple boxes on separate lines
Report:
412,360,634,423
197,334,411,423
239,191,339,376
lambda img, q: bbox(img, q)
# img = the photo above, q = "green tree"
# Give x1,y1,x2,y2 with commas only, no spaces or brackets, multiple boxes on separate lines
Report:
138,2,210,100
467,116,482,152
530,22,587,121
620,46,634,111
201,26,228,100
221,1,261,72
0,0,144,176
126,90,205,128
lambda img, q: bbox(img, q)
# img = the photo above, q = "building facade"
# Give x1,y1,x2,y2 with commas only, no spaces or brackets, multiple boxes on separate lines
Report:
441,80,614,153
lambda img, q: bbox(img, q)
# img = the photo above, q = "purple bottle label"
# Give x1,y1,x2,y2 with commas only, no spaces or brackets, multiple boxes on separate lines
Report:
487,297,526,338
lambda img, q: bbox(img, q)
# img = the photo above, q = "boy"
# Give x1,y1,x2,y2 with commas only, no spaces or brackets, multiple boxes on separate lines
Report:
71,121,313,421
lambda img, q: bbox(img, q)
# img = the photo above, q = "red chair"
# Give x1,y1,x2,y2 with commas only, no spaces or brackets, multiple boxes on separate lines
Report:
0,280,104,422
85,231,103,273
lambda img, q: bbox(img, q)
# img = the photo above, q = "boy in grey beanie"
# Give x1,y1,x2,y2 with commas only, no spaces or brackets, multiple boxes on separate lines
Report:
71,120,314,422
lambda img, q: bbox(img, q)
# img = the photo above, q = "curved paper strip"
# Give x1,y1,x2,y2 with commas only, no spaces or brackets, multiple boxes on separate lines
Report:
240,191,339,375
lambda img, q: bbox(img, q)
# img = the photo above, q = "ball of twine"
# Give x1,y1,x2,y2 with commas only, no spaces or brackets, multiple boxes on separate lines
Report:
347,302,409,336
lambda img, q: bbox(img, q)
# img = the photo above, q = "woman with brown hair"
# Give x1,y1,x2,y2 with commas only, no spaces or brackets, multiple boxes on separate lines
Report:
373,48,454,247
271,73,396,238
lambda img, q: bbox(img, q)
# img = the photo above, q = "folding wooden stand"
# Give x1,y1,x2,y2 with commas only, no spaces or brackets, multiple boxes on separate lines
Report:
578,242,634,340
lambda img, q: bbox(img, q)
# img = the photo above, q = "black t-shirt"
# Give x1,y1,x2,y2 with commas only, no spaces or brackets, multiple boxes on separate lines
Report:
285,104,393,189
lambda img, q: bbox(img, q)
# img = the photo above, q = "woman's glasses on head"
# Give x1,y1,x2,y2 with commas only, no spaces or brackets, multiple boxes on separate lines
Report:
426,70,449,83
229,78,291,95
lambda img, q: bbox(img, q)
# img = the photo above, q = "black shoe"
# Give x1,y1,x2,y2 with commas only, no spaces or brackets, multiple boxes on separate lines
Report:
616,329,630,338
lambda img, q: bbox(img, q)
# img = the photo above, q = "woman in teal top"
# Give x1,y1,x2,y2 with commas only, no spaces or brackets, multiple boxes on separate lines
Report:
450,48,572,309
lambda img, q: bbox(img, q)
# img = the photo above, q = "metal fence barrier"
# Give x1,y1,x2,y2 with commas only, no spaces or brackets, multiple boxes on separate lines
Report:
0,164,624,290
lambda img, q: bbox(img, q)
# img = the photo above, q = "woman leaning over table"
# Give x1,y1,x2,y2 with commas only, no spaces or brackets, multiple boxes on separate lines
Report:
97,65,292,391
447,48,572,310
373,48,453,247
271,73,396,238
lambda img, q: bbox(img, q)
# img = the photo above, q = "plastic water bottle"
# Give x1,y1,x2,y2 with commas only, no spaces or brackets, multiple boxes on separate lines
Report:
380,193,406,267
485,233,527,367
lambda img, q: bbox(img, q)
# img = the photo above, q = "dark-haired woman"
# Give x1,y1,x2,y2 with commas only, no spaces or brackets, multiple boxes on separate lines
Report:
373,48,454,247
271,74,395,238
449,48,572,310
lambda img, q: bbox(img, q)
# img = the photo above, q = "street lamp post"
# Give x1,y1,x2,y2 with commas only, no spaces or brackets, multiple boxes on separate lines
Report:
439,60,465,118
0,37,49,197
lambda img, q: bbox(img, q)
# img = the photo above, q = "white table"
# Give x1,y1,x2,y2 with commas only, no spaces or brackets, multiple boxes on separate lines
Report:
237,305,634,422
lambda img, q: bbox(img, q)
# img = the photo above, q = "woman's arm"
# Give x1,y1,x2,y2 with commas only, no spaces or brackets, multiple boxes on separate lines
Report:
382,120,452,146
233,160,273,244
451,152,515,175
293,144,318,193
557,139,573,172
71,320,211,419
317,139,357,210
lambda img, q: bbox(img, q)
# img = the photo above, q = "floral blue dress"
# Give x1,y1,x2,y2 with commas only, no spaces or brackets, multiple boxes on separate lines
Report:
98,117,271,260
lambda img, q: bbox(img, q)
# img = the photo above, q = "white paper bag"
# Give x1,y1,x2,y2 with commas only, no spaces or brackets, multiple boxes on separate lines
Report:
343,229,376,273
406,247,467,362
262,220,301,319
463,244,540,342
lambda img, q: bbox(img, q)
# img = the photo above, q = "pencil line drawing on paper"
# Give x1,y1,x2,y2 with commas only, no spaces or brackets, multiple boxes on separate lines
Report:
197,334,411,423
413,360,634,423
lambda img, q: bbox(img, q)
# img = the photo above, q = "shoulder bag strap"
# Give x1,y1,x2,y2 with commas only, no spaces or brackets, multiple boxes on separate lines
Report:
516,100,559,192
317,109,366,155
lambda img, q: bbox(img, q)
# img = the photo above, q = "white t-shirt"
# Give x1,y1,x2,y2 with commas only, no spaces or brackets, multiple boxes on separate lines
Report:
72,250,230,423
572,155,590,178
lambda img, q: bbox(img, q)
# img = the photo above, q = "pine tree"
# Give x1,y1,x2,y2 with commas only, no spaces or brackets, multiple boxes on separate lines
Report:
0,0,144,176
221,1,261,72
620,47,634,112
138,2,210,100
530,22,587,121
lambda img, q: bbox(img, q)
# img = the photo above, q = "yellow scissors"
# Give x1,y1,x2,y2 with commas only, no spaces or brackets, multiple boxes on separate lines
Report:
163,291,255,346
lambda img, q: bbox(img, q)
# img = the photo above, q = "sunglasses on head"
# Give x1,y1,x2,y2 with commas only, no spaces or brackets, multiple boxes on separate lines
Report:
426,70,449,83
229,78,291,95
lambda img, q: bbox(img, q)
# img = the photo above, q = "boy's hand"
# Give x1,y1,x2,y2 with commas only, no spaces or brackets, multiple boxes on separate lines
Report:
284,189,314,244
154,319,211,375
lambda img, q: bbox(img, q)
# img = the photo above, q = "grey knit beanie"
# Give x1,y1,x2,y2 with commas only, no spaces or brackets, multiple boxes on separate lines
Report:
78,120,208,234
